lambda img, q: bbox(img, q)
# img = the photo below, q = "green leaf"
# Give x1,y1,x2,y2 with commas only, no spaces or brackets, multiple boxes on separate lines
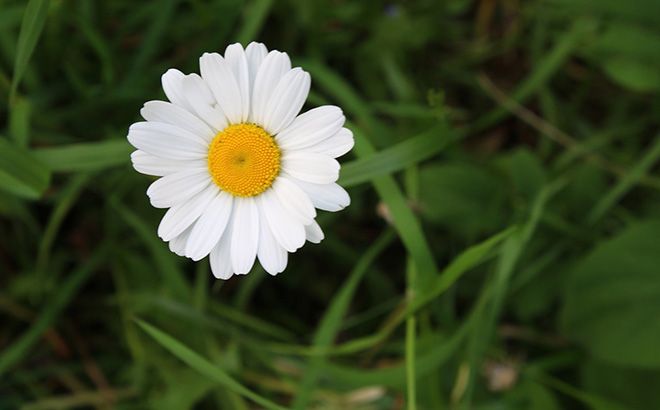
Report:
582,359,660,409
589,22,660,62
135,320,287,410
497,148,547,201
561,220,660,368
601,58,660,92
418,162,507,238
0,137,50,199
33,140,132,172
10,0,50,99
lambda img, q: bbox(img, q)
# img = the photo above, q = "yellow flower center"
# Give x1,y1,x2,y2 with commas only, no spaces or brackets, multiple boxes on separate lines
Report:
207,123,281,197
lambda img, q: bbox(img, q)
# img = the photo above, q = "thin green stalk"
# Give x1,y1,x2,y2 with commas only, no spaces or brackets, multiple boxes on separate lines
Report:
405,259,417,410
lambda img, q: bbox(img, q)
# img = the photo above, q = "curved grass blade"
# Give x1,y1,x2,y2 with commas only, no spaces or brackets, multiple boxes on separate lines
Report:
136,319,288,410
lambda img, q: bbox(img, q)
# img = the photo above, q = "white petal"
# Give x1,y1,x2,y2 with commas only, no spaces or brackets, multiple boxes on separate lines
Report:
276,106,344,150
200,53,244,124
146,168,211,208
307,128,354,158
230,197,259,275
127,121,208,160
282,152,340,184
272,177,315,224
169,226,192,257
262,68,311,135
250,51,291,124
224,43,250,122
210,222,233,279
185,191,233,261
141,101,214,142
257,203,288,275
305,221,324,244
259,190,305,252
294,180,351,212
157,186,217,241
181,74,228,132
161,69,193,112
131,151,202,177
245,42,268,90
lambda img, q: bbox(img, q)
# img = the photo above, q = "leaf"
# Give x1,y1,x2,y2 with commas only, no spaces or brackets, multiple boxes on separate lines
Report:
496,148,547,201
135,320,287,410
589,22,660,62
10,0,50,99
561,220,660,368
581,359,660,409
0,137,50,199
33,140,132,172
418,162,507,238
601,58,660,92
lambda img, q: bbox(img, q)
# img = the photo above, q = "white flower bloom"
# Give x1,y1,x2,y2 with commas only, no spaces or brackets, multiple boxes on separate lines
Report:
127,42,353,279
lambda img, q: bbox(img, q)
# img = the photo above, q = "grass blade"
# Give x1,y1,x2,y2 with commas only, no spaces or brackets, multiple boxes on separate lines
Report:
587,136,660,223
340,122,462,188
236,0,273,43
0,137,50,199
136,319,287,410
291,230,395,410
33,140,132,172
10,0,50,100
0,247,107,377
112,199,190,300
472,18,596,133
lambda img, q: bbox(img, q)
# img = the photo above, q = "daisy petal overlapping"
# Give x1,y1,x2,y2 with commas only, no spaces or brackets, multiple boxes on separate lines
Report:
127,42,353,279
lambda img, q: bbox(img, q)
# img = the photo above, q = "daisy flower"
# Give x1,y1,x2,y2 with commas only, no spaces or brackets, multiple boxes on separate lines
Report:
127,42,353,279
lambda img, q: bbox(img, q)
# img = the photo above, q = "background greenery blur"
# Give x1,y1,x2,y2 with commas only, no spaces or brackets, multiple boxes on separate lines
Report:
1,0,660,408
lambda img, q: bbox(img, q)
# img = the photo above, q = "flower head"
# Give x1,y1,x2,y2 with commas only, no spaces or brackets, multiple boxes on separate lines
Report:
127,42,353,279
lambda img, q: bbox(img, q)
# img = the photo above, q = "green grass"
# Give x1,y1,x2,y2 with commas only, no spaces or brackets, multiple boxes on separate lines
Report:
2,0,660,409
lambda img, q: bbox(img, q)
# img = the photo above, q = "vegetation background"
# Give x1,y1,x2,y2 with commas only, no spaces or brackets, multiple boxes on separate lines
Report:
1,0,660,408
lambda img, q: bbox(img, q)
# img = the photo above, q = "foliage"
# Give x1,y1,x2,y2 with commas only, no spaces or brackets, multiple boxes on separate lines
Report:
1,0,660,408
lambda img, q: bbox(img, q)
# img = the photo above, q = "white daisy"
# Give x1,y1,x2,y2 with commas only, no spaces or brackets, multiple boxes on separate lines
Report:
127,42,353,279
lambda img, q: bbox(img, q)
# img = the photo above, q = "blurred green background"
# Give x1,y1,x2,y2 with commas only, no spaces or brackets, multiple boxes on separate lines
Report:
2,0,660,408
